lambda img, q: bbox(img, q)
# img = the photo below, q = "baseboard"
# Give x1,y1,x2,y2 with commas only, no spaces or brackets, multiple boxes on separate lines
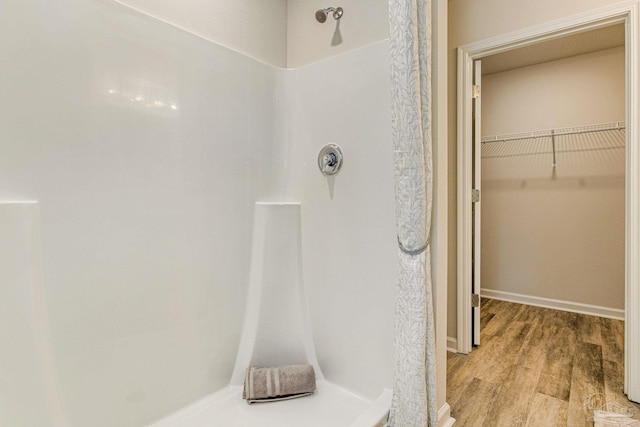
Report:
482,288,625,320
438,402,456,427
379,402,455,427
447,336,458,353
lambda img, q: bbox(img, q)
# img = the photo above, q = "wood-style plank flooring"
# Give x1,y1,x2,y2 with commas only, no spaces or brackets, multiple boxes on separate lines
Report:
447,298,640,426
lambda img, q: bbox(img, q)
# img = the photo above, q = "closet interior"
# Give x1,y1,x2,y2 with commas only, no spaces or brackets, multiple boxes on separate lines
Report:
479,30,626,318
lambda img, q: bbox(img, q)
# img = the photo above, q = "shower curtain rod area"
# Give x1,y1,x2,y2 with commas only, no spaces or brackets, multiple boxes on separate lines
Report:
481,121,626,144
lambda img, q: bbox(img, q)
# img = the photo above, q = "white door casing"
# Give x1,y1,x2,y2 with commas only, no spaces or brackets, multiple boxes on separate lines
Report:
472,60,482,347
455,1,640,402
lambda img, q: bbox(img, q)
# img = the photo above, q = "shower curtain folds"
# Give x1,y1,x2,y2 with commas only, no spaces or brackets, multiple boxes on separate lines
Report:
387,0,437,426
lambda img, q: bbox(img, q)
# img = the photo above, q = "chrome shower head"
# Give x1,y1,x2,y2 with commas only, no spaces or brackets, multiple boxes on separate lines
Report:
315,9,328,23
315,7,343,23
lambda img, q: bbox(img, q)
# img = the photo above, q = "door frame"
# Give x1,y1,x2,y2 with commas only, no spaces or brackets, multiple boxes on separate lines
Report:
456,1,640,400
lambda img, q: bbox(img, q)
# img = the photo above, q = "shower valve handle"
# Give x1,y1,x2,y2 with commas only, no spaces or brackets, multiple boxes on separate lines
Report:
318,144,343,176
323,153,337,168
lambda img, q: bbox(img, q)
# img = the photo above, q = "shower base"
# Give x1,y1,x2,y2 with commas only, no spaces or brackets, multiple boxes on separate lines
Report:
150,381,391,427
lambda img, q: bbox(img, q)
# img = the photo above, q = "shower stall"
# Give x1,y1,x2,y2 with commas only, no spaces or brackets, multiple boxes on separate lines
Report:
0,0,399,426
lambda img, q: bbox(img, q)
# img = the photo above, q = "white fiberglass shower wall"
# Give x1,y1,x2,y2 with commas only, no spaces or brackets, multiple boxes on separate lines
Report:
0,0,397,426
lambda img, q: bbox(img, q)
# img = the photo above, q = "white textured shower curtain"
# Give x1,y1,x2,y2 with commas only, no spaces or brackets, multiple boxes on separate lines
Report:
387,0,437,426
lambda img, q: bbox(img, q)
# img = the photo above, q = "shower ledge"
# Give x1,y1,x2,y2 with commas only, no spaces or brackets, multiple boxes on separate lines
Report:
149,381,391,427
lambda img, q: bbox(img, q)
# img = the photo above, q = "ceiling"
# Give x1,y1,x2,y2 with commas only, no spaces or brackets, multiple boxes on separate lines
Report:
481,23,625,75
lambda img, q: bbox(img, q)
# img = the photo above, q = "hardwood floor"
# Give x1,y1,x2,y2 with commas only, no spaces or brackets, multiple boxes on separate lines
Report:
447,299,640,426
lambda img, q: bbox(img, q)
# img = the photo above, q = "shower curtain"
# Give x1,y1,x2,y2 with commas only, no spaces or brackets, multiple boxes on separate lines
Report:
387,0,437,426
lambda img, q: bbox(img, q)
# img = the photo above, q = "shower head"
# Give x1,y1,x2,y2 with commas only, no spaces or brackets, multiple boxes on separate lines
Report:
315,9,328,23
315,7,343,23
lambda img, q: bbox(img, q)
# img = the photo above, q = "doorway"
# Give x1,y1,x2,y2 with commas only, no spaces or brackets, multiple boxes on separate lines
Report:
479,35,625,313
456,4,640,401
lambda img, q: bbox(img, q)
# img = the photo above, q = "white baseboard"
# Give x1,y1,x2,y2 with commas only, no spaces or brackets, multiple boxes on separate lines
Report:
380,402,455,427
447,336,458,353
482,288,625,320
438,402,456,427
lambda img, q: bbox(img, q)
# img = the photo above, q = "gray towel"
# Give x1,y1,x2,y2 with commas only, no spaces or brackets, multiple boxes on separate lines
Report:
243,364,316,404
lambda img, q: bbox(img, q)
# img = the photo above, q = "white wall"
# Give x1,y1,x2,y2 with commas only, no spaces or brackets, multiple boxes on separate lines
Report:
1,0,454,425
447,0,628,340
0,0,279,425
286,0,390,67
114,0,391,68
113,0,288,67
0,203,62,426
481,47,625,310
287,41,397,398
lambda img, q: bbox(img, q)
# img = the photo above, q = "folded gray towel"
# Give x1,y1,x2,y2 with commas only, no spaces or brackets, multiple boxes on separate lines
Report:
243,364,316,404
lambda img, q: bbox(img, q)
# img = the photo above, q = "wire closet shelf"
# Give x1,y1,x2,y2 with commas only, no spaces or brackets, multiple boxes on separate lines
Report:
481,121,626,167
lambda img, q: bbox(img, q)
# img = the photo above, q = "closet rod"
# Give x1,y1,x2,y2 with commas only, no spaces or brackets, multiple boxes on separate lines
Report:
482,121,625,144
